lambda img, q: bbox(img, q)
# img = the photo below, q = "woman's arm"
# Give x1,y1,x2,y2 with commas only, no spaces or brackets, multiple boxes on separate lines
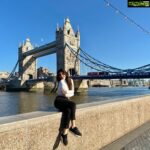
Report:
65,90,74,97
65,79,74,97
61,79,74,97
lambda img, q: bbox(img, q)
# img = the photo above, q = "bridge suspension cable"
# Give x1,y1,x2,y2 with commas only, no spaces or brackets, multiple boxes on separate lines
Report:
79,47,123,72
104,0,150,36
66,43,150,74
66,43,123,73
133,64,150,72
67,44,104,72
7,60,19,80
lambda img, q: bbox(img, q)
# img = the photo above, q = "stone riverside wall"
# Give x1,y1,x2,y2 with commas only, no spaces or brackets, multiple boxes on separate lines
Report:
0,95,150,150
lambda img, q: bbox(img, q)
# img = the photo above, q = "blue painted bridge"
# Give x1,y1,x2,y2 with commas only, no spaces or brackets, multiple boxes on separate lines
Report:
25,72,150,85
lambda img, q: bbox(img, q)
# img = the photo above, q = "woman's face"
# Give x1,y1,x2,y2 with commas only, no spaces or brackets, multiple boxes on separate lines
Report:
58,72,66,80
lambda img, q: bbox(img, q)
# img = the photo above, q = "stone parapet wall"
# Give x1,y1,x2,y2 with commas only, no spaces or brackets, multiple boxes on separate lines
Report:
88,79,111,87
74,79,88,92
1,95,150,150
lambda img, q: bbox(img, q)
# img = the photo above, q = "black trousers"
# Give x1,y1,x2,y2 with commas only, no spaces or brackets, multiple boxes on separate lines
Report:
54,96,76,129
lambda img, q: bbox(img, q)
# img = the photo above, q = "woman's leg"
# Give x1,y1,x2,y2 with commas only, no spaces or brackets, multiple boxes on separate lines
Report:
54,97,82,137
62,108,71,130
54,97,74,130
63,128,68,134
68,101,76,128
71,120,76,128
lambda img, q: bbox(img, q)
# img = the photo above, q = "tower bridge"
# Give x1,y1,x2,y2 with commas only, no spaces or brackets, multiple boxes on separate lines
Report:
2,18,150,91
3,18,84,91
19,18,80,82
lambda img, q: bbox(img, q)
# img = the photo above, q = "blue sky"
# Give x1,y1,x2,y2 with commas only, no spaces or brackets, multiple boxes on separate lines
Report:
0,0,150,73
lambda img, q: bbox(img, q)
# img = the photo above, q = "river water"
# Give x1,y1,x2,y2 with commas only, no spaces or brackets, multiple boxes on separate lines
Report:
0,87,150,117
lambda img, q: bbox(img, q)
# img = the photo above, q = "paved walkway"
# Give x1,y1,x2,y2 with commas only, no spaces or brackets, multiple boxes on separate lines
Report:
101,121,150,150
123,128,150,150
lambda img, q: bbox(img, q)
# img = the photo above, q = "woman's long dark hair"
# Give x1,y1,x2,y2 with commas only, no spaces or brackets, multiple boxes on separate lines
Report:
57,69,64,82
65,72,72,90
57,69,72,90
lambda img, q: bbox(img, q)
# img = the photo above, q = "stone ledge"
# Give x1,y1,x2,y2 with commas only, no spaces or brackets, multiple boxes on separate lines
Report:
0,95,150,149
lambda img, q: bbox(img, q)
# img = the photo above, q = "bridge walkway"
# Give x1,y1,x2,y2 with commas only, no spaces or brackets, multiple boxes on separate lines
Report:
101,120,150,150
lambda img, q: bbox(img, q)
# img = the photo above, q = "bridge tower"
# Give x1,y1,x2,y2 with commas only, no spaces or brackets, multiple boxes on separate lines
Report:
18,38,37,81
56,18,80,75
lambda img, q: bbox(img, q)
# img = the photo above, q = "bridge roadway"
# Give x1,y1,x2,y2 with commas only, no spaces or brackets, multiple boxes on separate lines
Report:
101,120,150,150
26,73,150,84
72,74,150,80
1,73,150,86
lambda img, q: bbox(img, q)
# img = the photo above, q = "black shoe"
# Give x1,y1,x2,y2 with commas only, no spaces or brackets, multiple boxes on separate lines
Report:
61,134,68,146
69,127,82,137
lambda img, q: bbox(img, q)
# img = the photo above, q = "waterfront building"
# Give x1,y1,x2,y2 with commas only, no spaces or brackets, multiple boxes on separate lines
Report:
128,79,149,86
37,67,54,78
0,72,9,79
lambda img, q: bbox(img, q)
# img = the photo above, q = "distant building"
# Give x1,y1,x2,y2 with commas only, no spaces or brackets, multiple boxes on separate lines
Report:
128,79,149,86
88,79,128,87
0,72,9,79
37,67,54,78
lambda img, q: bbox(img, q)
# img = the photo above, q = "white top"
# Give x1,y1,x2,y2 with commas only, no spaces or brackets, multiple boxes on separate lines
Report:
58,79,74,98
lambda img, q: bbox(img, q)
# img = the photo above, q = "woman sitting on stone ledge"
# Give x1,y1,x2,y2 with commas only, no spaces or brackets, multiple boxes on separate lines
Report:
54,69,82,146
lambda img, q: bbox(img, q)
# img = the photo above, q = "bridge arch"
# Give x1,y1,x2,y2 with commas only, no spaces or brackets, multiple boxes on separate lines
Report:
28,74,33,80
68,68,77,76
